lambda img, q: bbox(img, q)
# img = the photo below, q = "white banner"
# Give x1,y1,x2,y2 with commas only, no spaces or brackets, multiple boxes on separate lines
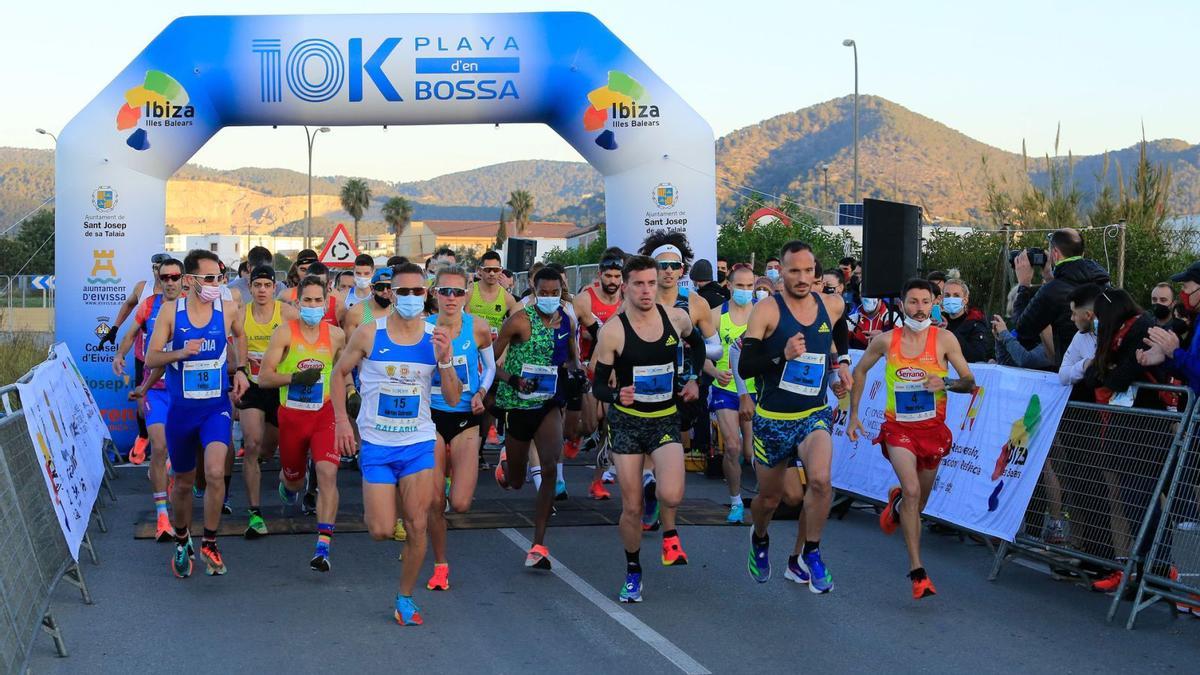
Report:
16,343,109,560
827,350,1071,542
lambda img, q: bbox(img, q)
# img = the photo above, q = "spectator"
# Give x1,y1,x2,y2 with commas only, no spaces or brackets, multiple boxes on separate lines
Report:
942,279,992,363
764,257,781,285
1087,288,1164,408
821,270,844,298
1148,281,1188,335
1012,227,1110,365
926,270,947,293
1141,261,1200,392
838,257,857,284
519,262,544,300
499,268,514,291
753,276,773,302
991,315,1055,370
691,258,729,308
848,296,901,349
716,256,729,288
1059,283,1103,390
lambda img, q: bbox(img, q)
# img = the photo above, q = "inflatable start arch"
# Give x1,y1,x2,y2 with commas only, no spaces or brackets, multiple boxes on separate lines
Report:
55,13,716,445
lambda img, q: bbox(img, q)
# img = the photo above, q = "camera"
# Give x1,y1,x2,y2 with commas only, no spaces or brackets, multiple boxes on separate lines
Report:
1009,247,1047,269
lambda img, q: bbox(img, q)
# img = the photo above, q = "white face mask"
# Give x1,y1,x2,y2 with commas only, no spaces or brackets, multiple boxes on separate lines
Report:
754,289,769,301
904,315,932,332
861,298,879,313
354,276,371,289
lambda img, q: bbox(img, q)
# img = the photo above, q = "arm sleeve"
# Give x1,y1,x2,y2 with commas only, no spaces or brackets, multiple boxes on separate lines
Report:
477,345,497,391
833,316,849,357
591,361,618,404
704,332,723,361
686,328,708,375
738,337,778,380
729,340,748,396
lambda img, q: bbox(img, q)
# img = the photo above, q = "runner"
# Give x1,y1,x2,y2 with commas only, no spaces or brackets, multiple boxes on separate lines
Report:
424,264,495,591
114,257,184,542
144,249,250,578
706,263,757,523
491,266,582,569
282,250,319,304
573,253,625,500
331,262,460,625
738,241,852,593
468,250,519,460
590,254,705,602
235,265,297,538
847,278,975,599
337,254,376,324
258,275,347,571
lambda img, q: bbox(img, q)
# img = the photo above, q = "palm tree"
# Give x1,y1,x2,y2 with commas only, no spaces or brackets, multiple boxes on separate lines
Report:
381,196,413,257
339,178,372,246
506,190,534,235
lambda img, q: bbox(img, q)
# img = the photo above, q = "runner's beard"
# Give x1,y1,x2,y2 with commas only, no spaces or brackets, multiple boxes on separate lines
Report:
601,282,620,296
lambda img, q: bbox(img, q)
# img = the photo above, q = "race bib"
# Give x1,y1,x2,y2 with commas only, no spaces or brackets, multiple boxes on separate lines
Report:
432,354,471,395
376,383,421,432
894,380,936,422
285,380,324,411
182,359,222,400
518,363,558,401
779,352,826,397
633,363,674,403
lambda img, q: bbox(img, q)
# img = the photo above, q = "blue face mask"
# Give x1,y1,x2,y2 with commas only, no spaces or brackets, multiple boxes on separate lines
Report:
299,306,324,326
1092,317,1099,334
732,288,754,306
765,268,780,281
535,296,560,315
941,297,964,316
679,285,690,298
395,294,425,319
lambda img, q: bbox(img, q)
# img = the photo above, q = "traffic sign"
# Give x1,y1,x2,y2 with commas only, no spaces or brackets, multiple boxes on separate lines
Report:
317,223,359,268
31,275,55,290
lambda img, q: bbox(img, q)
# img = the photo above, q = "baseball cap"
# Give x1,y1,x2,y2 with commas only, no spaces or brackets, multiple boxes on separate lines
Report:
371,267,394,284
250,265,275,282
689,259,714,282
296,249,319,265
1170,261,1200,284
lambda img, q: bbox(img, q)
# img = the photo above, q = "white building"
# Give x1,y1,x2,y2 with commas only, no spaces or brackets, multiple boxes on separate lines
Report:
164,234,313,267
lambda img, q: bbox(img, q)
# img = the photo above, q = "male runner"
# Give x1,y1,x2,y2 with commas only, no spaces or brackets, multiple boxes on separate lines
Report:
492,266,582,569
738,241,852,593
706,264,757,523
236,265,297,537
424,265,496,591
259,275,347,571
468,249,519,457
145,249,250,578
847,278,975,599
114,257,184,541
590,255,705,602
332,262,459,625
574,253,625,500
337,254,376,324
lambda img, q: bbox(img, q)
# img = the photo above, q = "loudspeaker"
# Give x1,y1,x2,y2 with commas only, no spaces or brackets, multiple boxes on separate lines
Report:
507,238,537,273
860,198,921,298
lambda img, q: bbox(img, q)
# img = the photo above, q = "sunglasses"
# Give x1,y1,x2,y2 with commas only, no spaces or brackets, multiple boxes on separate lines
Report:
479,266,503,273
372,282,392,293
436,287,467,298
159,273,182,282
189,274,221,284
151,253,171,265
390,287,427,297
600,258,624,270
656,261,684,271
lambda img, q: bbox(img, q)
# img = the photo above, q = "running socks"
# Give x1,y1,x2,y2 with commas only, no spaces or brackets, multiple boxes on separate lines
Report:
803,540,820,555
248,507,262,518
626,549,641,574
788,554,800,569
557,462,564,483
530,466,543,490
730,494,742,507
752,530,769,547
153,491,169,517
203,528,217,546
174,526,189,545
663,529,678,540
316,523,334,556
908,567,928,581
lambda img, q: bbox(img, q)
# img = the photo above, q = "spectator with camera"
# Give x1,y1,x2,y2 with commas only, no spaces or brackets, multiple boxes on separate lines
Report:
1012,228,1111,365
942,279,992,363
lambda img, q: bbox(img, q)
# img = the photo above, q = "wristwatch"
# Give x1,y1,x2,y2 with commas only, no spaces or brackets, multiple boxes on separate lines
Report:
437,360,453,369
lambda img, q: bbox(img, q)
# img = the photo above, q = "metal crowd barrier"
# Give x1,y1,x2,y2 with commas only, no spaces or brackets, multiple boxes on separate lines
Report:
987,384,1194,624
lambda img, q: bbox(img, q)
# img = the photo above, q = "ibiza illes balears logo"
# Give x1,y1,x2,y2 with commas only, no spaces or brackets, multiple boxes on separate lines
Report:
115,70,194,151
582,70,659,151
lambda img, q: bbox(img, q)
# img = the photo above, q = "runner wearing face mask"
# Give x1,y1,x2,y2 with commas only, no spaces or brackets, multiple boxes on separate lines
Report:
338,254,376,323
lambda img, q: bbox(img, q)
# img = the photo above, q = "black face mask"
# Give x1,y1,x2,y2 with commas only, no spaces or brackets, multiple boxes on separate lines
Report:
716,271,727,284
823,286,837,294
373,293,392,308
1152,303,1172,321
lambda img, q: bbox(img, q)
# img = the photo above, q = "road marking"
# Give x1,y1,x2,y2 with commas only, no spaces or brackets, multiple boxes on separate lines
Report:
499,528,710,675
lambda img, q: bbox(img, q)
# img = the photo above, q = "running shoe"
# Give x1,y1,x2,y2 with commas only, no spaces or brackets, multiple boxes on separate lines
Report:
727,501,746,524
129,436,148,465
155,513,173,543
394,595,423,626
171,538,193,578
555,478,569,501
910,570,937,599
427,562,450,591
619,571,643,603
302,490,318,516
1045,518,1068,545
581,432,599,455
486,425,500,446
563,438,581,459
641,480,660,531
747,534,770,583
661,535,688,566
525,544,552,570
1169,566,1200,614
244,511,268,539
803,549,833,593
494,450,510,489
310,552,331,573
201,541,226,576
221,498,233,516
784,556,811,585
393,519,407,542
278,482,299,506
588,478,611,500
1090,570,1123,593
477,451,490,471
192,485,205,499
879,486,902,535
602,470,615,485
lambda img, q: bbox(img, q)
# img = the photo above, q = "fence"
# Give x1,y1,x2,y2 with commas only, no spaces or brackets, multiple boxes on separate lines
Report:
513,264,600,298
1,275,56,334
0,363,112,671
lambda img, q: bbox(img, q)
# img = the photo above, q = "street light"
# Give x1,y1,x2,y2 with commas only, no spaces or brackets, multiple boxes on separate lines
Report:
304,126,330,250
842,39,859,204
821,164,830,216
36,128,57,145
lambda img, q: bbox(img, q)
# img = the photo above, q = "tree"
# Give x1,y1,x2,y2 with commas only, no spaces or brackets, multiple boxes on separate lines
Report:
339,178,372,246
381,196,413,257
718,199,855,274
495,205,508,249
0,209,54,276
506,190,534,235
543,226,608,268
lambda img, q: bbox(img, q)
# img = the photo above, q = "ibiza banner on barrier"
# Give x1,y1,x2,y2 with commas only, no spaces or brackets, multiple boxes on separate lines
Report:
16,344,110,561
55,13,717,448
826,351,1071,542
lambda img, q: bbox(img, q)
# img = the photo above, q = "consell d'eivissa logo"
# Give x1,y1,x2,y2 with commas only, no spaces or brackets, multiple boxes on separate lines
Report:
115,70,194,151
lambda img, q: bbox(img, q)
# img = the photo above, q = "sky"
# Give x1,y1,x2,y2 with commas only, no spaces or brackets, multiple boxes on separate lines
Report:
1,0,1195,184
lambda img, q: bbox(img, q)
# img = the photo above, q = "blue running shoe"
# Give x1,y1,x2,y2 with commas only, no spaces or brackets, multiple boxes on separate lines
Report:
784,556,811,585
192,485,205,499
555,478,568,502
748,534,770,583
171,537,193,578
642,480,660,531
394,594,423,626
278,482,299,506
803,549,833,593
620,571,643,603
727,502,746,524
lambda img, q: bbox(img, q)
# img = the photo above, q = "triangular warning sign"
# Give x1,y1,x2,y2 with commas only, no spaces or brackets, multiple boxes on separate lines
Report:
317,223,359,268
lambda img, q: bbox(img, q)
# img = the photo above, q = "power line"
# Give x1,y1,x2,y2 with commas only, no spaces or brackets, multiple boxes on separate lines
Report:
1,196,55,237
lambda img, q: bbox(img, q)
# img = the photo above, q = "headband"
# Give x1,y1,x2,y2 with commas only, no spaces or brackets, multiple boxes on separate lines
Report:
651,244,682,260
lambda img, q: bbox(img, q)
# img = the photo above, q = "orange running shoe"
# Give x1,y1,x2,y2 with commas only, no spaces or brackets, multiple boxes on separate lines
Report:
426,562,450,591
563,438,581,459
129,436,149,465
588,478,611,500
525,544,551,570
662,535,689,566
911,573,937,599
155,512,173,543
879,486,902,535
201,541,226,576
1090,570,1123,593
494,450,510,489
486,425,500,446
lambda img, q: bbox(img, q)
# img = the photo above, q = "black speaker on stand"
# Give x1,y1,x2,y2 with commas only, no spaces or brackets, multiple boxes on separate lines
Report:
859,198,922,299
506,237,537,273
